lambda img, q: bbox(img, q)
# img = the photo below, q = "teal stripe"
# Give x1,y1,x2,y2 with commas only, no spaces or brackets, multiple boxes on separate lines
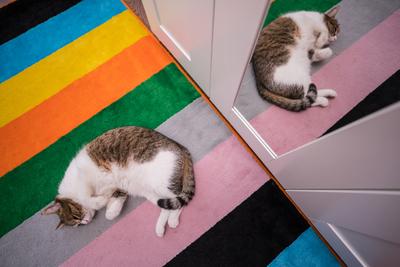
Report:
0,0,126,82
268,228,340,267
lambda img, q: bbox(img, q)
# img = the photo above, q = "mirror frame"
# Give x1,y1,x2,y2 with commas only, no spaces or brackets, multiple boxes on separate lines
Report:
209,0,276,163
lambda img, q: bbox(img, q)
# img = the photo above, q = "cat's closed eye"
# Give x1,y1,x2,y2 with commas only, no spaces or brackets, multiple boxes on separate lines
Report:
313,31,321,38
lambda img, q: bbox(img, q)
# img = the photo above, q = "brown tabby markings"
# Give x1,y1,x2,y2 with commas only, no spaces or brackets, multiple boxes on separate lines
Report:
252,17,318,111
87,126,195,206
324,14,340,36
112,189,128,198
55,198,84,228
253,17,299,94
253,17,305,99
86,127,172,170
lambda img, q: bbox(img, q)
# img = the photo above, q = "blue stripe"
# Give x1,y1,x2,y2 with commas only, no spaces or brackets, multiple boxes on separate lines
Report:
268,228,340,267
0,0,126,83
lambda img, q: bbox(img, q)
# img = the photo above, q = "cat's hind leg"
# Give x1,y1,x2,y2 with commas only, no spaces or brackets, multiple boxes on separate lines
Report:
156,209,170,237
312,96,329,107
168,208,182,228
318,89,337,98
312,89,337,107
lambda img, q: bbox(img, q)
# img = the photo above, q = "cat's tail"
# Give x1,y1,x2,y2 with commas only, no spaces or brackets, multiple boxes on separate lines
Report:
157,148,195,210
257,83,317,112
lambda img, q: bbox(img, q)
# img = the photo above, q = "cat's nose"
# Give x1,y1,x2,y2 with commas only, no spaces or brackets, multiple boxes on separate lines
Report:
81,209,95,224
329,36,337,42
81,219,90,225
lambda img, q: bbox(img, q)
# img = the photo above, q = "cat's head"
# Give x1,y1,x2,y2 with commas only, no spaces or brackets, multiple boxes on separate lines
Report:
42,197,95,229
324,6,340,42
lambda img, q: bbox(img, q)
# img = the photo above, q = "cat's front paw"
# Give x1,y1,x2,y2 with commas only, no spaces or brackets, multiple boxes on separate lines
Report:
105,209,120,220
319,48,333,59
105,198,124,220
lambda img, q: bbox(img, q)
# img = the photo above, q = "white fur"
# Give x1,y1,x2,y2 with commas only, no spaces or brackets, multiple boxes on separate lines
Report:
155,208,182,237
273,11,337,107
57,149,182,237
105,195,127,220
311,47,333,62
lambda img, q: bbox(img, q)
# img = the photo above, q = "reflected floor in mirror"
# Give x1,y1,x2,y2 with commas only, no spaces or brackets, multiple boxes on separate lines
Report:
235,0,400,156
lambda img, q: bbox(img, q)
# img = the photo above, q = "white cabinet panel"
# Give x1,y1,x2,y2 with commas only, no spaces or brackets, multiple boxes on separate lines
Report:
312,220,363,267
335,225,400,267
289,189,400,245
142,0,214,95
270,103,400,190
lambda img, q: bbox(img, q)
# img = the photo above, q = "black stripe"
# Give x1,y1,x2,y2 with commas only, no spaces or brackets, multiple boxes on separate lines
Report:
166,180,308,266
0,0,81,45
324,69,400,135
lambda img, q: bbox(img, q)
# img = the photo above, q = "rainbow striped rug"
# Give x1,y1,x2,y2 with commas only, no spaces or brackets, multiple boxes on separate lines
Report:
7,0,400,265
0,1,271,265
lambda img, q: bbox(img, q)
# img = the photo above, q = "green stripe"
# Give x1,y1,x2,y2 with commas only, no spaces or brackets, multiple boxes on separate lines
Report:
264,0,341,27
0,63,200,237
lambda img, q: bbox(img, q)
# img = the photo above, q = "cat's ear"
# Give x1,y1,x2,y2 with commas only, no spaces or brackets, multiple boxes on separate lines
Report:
41,202,61,215
56,221,65,230
326,6,340,18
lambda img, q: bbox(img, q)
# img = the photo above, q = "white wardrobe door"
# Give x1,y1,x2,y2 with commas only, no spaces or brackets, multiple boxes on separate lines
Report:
269,103,400,190
142,0,214,95
290,190,400,266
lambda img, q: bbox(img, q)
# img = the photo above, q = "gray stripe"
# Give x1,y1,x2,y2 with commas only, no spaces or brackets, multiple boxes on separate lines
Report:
157,98,231,162
235,0,400,120
0,98,232,267
311,0,400,72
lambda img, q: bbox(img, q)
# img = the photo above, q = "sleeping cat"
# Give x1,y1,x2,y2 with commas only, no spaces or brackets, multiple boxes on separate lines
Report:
42,126,195,237
252,6,340,111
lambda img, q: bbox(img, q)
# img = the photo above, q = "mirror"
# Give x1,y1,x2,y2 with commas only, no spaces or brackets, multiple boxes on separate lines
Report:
233,0,400,157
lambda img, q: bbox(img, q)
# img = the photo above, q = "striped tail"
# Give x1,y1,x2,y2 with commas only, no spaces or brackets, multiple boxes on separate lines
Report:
157,148,195,210
257,83,318,112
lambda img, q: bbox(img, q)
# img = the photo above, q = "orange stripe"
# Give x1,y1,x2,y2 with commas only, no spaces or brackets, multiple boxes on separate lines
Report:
0,35,172,176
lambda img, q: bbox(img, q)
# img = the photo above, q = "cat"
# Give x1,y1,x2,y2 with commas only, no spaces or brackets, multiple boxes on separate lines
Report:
252,6,340,111
42,126,195,237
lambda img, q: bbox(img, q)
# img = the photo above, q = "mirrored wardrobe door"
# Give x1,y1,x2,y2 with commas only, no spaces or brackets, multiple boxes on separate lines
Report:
210,0,400,265
213,0,400,166
210,0,276,162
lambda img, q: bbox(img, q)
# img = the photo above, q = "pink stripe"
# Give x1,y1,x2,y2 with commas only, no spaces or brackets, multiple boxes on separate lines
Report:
62,136,269,266
252,10,400,155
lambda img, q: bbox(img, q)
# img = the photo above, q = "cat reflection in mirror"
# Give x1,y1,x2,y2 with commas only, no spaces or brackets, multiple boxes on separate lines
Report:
42,126,195,237
253,6,340,111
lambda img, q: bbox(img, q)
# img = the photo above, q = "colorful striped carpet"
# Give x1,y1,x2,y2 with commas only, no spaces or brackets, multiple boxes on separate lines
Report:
0,0,349,266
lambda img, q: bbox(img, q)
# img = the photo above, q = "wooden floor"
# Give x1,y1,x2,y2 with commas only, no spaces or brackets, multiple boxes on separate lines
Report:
0,0,16,8
123,0,150,28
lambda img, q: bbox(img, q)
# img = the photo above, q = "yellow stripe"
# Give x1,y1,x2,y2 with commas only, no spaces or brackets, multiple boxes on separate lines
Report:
0,10,148,127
